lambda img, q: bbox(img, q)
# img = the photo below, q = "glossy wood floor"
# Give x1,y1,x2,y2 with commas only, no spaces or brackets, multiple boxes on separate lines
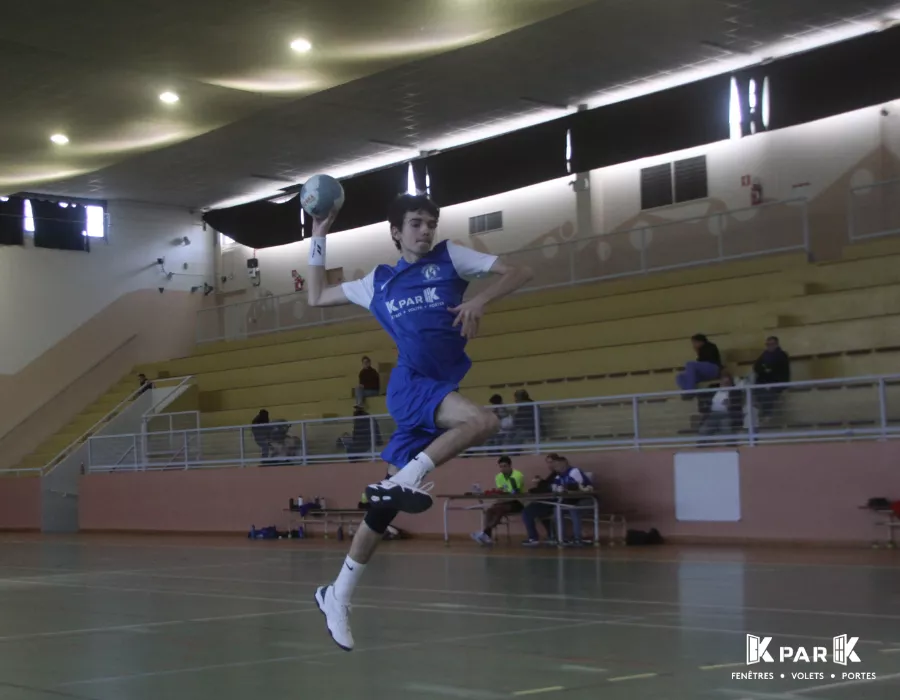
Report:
0,535,898,700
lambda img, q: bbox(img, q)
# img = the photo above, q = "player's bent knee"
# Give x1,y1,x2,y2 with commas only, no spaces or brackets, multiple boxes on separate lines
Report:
364,507,399,534
472,409,500,439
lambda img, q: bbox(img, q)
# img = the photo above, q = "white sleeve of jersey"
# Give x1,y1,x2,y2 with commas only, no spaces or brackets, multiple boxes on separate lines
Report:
340,269,376,309
447,241,499,281
569,468,586,485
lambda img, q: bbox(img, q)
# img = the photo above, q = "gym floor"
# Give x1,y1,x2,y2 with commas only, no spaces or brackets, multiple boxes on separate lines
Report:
0,535,898,700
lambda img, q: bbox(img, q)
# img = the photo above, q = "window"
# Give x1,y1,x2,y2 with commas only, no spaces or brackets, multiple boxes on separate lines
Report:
84,205,105,238
640,156,708,210
469,211,503,235
20,197,106,237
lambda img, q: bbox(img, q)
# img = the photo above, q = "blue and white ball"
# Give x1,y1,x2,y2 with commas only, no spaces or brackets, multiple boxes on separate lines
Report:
299,174,345,219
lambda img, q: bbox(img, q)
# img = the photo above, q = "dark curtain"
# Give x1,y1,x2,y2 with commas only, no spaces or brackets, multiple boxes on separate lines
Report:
330,163,408,233
203,195,305,249
425,118,570,207
0,196,24,246
32,199,89,252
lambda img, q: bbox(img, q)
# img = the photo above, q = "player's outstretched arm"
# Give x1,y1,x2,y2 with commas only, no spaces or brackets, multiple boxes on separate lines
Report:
306,213,350,307
449,255,533,339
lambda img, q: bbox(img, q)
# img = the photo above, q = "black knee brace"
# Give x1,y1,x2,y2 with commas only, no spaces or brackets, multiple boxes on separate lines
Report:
364,507,399,535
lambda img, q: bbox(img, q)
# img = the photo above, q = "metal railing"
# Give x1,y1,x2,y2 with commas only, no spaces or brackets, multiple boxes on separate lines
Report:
848,176,900,241
85,373,900,472
44,375,192,476
196,198,810,343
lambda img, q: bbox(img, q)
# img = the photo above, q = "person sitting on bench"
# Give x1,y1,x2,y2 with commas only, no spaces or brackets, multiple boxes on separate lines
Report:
471,456,524,545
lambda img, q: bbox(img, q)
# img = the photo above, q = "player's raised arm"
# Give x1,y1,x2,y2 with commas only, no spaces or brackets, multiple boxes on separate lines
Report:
306,212,351,307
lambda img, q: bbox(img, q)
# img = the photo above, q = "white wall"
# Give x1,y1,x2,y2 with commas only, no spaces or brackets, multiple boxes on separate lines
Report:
593,101,899,232
0,201,215,374
227,176,577,297
217,100,900,302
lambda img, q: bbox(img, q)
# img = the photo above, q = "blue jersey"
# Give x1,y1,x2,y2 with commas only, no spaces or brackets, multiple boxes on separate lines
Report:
553,466,591,490
342,240,497,383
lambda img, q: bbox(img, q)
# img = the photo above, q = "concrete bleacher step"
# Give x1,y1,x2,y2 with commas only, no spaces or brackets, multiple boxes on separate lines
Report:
182,252,808,360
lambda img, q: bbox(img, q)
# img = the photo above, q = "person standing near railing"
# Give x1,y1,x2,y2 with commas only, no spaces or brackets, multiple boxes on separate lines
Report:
305,192,532,651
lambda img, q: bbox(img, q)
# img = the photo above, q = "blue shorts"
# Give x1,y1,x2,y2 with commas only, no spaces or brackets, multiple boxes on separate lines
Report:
382,365,458,468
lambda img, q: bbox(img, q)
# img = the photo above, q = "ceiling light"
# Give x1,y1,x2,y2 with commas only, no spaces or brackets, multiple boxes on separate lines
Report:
290,38,312,53
159,91,180,104
50,133,69,145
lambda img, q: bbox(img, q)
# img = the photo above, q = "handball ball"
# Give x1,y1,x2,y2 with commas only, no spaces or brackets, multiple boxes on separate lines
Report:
300,174,345,219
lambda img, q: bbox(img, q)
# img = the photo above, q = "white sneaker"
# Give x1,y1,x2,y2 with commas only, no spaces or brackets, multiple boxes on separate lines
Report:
315,585,353,651
470,532,493,546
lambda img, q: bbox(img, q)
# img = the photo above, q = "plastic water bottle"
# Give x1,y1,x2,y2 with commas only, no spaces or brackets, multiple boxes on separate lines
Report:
320,497,327,510
337,525,344,541
297,496,304,507
249,525,256,539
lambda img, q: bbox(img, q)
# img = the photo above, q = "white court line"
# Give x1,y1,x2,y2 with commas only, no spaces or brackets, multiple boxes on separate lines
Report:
95,570,900,621
60,617,607,687
3,536,898,571
8,577,894,649
560,664,607,674
406,682,505,699
0,608,317,643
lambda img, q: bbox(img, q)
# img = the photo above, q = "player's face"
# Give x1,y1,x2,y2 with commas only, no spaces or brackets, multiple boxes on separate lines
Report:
393,210,438,256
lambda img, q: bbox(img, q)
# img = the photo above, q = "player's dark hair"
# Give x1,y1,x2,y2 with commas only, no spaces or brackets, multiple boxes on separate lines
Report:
388,194,440,250
498,455,512,465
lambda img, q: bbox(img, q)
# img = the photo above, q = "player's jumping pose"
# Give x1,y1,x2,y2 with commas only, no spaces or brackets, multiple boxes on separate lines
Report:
307,194,532,650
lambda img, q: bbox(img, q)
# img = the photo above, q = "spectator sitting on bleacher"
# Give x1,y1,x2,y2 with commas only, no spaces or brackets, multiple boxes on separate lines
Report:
677,334,723,394
251,409,271,460
355,356,380,406
753,336,791,419
699,374,744,436
348,405,383,462
267,418,300,464
511,389,538,446
471,456,524,545
485,394,515,447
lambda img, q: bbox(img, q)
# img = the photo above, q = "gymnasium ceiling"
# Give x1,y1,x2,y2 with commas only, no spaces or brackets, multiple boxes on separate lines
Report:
3,0,900,209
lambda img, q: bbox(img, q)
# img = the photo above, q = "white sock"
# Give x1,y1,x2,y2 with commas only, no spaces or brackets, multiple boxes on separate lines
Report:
333,556,365,603
388,452,436,488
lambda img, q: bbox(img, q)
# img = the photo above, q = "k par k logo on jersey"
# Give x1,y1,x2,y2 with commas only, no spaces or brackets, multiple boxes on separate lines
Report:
746,634,861,665
385,287,442,317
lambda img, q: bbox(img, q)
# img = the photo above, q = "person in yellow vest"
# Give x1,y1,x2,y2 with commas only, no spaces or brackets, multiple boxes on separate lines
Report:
471,456,524,545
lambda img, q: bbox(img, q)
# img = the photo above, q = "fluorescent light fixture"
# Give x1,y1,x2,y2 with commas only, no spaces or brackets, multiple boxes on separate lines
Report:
159,91,180,104
748,78,758,113
0,196,8,202
84,205,105,238
762,76,771,129
290,38,312,53
23,199,34,232
407,163,416,195
50,133,69,145
425,167,431,195
729,77,742,140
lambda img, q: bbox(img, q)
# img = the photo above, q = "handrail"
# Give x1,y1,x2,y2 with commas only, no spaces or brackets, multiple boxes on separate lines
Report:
0,333,138,443
42,375,192,475
142,375,194,417
91,371,900,440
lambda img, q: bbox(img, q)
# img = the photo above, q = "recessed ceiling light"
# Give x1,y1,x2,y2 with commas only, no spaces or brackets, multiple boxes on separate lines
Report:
290,38,312,53
159,91,180,104
50,133,69,145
